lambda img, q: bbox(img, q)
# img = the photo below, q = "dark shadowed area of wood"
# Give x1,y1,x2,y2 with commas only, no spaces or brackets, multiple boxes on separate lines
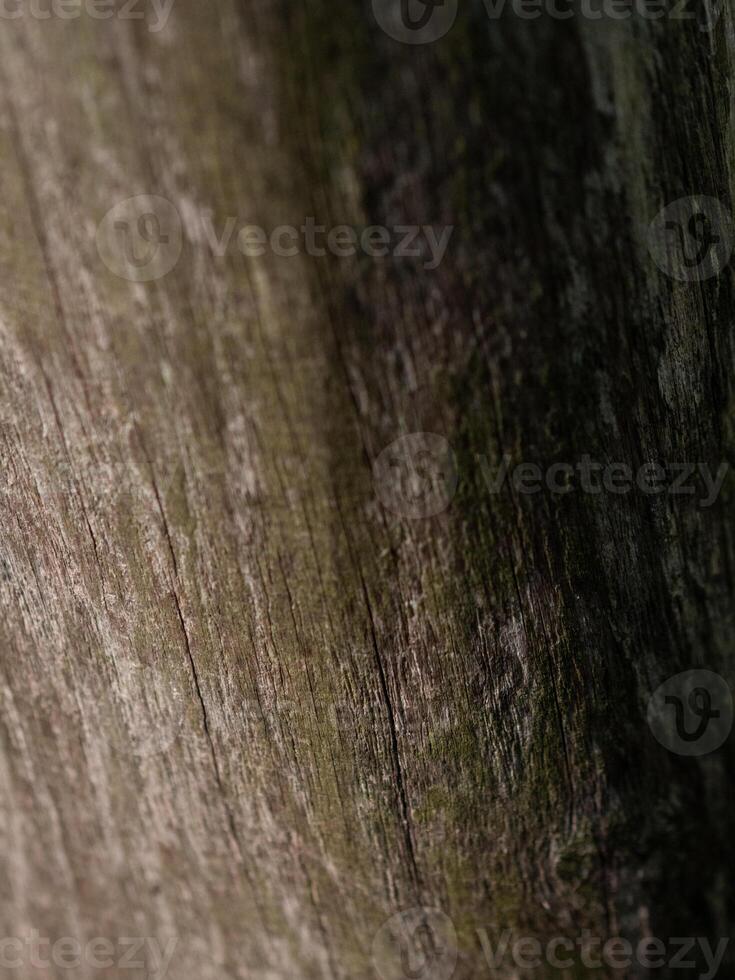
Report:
0,1,733,977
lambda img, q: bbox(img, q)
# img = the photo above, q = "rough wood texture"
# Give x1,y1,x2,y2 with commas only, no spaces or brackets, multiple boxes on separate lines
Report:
0,1,733,977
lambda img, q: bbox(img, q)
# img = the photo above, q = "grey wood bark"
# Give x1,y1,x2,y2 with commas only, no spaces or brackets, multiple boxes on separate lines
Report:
0,1,733,978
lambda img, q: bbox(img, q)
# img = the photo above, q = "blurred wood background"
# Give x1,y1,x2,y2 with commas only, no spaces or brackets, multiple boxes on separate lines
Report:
0,1,733,977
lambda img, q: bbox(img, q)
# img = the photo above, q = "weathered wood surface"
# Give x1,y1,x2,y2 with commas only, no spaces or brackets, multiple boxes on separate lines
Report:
0,1,733,977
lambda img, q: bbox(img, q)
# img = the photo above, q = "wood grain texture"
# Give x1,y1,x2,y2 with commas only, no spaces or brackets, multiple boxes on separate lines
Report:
0,1,733,977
